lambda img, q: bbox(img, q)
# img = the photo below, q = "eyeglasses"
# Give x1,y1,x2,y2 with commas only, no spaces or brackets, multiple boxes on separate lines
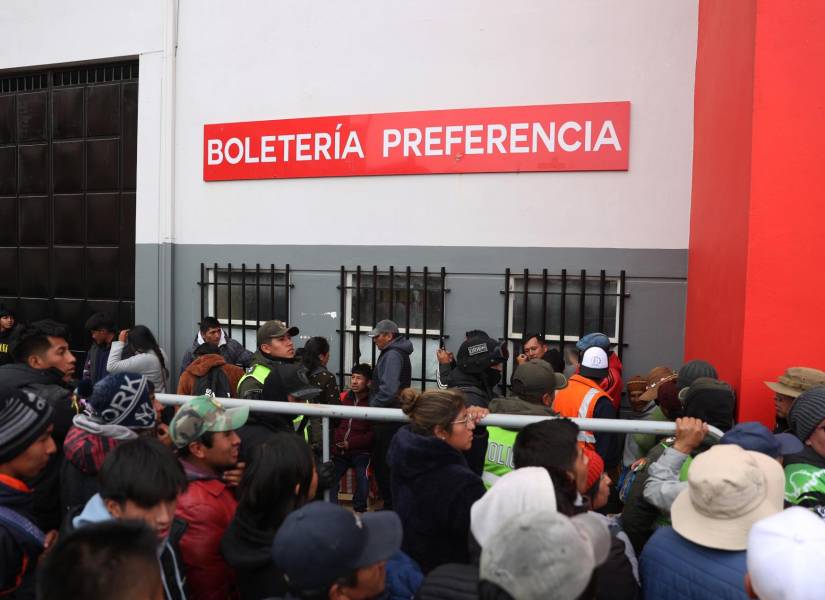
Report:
451,415,473,427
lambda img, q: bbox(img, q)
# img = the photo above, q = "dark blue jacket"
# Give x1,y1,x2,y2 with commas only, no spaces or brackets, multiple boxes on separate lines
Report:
639,526,748,600
387,426,485,573
0,477,44,599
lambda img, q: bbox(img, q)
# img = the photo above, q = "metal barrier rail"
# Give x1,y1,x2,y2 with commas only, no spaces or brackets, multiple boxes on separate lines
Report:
157,393,724,465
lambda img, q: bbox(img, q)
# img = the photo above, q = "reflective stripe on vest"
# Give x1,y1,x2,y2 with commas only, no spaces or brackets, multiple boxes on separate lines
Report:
237,364,271,394
577,388,599,444
482,426,519,489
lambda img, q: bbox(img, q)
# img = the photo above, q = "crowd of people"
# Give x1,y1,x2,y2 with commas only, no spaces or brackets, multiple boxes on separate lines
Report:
1,305,825,599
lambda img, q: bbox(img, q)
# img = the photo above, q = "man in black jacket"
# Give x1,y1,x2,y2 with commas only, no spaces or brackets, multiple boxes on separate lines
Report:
82,312,116,384
0,320,77,531
179,316,253,374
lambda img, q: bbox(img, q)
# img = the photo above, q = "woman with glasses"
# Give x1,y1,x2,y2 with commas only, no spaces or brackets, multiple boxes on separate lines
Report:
387,387,488,573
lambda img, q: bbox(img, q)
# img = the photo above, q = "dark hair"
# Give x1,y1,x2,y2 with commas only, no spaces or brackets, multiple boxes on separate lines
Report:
513,419,580,473
300,337,330,374
194,342,221,357
99,438,187,507
199,316,221,334
176,431,215,459
38,520,160,600
351,363,373,379
84,312,116,333
12,319,70,363
400,388,464,436
522,333,547,348
236,433,315,533
126,325,168,384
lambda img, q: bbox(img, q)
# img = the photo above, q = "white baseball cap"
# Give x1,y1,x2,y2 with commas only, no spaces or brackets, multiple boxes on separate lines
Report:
747,507,825,600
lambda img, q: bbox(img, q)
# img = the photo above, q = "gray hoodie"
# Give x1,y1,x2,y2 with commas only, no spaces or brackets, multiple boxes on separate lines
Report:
370,336,414,408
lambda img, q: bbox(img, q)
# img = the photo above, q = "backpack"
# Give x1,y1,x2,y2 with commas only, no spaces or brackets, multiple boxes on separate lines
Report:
192,366,232,398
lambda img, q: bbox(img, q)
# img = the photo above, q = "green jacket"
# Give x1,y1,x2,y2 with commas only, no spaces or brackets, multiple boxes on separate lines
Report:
483,396,555,488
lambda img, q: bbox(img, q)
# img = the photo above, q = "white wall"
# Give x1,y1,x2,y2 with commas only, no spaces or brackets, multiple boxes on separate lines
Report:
1,0,699,250
172,0,698,249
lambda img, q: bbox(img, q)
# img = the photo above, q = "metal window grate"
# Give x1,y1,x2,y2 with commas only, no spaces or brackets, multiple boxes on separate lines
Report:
198,263,293,350
337,266,449,391
501,268,628,389
52,62,140,87
0,73,49,94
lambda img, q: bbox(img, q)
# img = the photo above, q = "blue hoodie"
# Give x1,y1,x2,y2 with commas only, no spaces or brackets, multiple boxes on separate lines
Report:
73,494,187,600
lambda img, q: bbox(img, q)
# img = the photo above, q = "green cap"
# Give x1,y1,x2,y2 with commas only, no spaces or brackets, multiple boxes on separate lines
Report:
168,396,249,449
512,360,567,398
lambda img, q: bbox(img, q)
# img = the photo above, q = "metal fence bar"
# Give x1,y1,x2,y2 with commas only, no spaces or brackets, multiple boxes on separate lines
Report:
521,268,529,349
213,262,219,321
255,264,261,332
501,267,511,391
388,266,395,322
355,266,362,364
404,267,411,339
269,264,276,321
371,266,378,367
338,266,346,390
227,263,233,328
560,268,567,352
439,267,446,349
284,264,291,321
421,266,429,390
199,263,205,322
322,417,330,500
240,263,247,347
598,269,606,333
540,268,548,340
618,270,627,360
156,393,723,440
578,268,586,337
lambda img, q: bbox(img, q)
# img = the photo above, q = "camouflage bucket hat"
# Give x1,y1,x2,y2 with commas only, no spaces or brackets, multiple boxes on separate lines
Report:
169,396,249,449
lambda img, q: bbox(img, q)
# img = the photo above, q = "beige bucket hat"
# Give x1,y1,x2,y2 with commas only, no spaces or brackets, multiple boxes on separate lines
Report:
765,367,825,398
670,444,785,551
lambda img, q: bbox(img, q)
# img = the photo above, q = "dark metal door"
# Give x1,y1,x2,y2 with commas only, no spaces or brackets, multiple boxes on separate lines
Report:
0,62,138,363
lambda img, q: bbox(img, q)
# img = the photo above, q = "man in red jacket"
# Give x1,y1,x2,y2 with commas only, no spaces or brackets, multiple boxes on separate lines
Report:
169,396,249,600
330,363,374,513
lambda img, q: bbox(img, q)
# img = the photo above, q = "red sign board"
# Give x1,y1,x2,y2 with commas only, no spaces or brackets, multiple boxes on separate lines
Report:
203,101,629,181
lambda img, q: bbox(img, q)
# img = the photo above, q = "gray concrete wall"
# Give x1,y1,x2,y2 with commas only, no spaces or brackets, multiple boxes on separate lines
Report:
136,244,687,388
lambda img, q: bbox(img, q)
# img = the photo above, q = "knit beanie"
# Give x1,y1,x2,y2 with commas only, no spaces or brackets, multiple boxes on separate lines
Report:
584,447,604,492
0,386,54,463
677,360,718,389
680,377,735,433
788,386,825,442
88,373,156,430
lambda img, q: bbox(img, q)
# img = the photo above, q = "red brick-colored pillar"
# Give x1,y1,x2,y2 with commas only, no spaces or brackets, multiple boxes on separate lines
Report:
685,0,825,425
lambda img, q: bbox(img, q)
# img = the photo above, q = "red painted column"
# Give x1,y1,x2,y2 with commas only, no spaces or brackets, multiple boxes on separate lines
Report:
685,0,825,425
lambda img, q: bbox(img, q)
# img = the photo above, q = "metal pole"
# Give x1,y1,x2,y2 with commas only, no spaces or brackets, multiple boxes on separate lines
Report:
156,393,724,441
322,416,330,501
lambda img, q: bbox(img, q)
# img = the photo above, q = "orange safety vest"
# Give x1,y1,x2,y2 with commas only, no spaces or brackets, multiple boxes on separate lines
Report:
551,374,610,448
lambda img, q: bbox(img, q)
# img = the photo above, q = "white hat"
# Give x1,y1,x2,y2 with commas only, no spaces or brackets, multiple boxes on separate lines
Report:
671,444,785,551
579,346,609,380
470,467,557,548
480,510,610,600
747,507,825,600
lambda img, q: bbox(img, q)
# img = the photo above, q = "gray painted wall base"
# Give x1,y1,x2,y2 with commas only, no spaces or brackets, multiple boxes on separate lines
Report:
136,243,687,389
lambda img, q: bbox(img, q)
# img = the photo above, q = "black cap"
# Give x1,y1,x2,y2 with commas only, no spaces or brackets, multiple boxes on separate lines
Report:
272,501,402,590
456,336,508,374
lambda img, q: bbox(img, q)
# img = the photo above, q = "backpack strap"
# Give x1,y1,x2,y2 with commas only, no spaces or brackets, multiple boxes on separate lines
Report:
0,506,45,548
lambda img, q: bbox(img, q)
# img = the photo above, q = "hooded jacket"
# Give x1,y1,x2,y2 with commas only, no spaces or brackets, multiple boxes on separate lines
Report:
220,510,287,600
175,460,239,600
370,336,414,408
177,354,244,397
387,426,486,573
179,332,253,375
70,493,188,600
0,475,44,600
333,390,374,454
0,363,76,531
0,324,21,367
59,417,136,514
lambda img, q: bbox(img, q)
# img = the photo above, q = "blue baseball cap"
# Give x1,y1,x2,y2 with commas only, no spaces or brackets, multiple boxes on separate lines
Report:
272,501,402,591
719,421,803,458
576,333,611,352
